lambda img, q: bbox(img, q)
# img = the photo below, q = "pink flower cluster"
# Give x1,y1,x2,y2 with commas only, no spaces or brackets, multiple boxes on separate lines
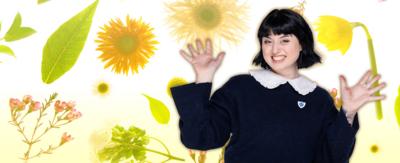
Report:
54,100,81,121
9,95,42,113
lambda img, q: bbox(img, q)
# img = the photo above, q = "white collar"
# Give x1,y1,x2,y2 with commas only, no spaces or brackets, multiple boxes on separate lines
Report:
249,69,317,96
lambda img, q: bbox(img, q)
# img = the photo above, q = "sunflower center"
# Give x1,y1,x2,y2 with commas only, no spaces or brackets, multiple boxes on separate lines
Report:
97,83,109,94
116,35,139,54
193,4,221,30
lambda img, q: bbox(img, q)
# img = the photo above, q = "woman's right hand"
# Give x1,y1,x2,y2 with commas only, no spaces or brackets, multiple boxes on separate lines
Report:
179,39,226,83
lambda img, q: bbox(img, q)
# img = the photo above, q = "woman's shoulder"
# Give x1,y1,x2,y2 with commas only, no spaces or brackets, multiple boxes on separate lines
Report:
225,73,254,85
311,85,335,102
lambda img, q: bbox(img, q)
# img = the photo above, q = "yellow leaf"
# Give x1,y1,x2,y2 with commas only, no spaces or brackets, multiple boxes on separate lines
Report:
142,94,170,124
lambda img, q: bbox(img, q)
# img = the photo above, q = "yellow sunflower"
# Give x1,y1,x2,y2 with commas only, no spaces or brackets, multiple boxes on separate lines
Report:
94,80,110,96
167,77,188,97
96,16,158,75
166,0,248,45
314,16,353,55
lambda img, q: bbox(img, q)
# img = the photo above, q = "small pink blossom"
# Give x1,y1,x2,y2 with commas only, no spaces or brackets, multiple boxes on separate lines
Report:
29,101,41,112
9,98,20,110
54,100,67,113
22,95,32,104
9,98,25,111
65,109,82,121
66,101,76,110
60,132,73,145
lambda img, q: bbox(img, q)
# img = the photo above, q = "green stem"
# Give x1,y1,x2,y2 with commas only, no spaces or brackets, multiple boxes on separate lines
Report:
127,143,185,161
149,136,173,163
27,144,62,160
353,22,383,120
149,136,171,155
10,111,30,144
143,146,185,162
23,94,57,160
24,104,46,160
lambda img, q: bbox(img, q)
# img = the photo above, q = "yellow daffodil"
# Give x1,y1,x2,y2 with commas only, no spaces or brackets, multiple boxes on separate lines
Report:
315,16,353,55
96,16,158,75
315,15,383,120
166,0,248,46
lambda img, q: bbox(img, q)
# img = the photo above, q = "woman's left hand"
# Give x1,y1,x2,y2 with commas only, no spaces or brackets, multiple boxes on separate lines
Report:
339,70,386,121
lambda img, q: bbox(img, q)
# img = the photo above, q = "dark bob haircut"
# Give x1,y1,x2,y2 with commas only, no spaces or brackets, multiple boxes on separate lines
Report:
252,9,321,69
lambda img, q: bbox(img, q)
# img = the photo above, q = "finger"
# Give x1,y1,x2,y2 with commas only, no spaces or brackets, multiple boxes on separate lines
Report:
366,74,381,88
339,75,349,91
368,95,386,102
368,82,386,94
357,70,372,85
205,38,213,55
196,39,204,54
187,44,198,57
215,51,226,65
179,50,192,63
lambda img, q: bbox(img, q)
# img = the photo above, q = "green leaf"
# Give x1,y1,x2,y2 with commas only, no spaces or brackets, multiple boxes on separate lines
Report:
98,125,148,162
41,0,99,84
38,0,50,4
0,45,15,57
4,13,36,42
395,86,400,128
0,21,2,32
142,94,170,124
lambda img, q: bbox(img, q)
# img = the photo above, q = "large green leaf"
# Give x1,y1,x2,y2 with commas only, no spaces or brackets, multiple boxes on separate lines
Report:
142,94,170,124
395,86,400,128
38,0,50,4
4,13,36,42
41,0,99,84
0,45,15,57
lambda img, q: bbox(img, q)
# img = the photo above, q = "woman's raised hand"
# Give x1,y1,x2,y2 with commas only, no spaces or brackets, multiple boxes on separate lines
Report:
179,39,226,83
339,70,386,123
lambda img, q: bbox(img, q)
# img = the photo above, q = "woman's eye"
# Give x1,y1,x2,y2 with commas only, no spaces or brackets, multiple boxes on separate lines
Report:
263,40,272,44
282,39,290,43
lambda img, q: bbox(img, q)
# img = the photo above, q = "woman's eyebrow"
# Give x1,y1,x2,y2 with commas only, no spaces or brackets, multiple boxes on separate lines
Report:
280,34,291,38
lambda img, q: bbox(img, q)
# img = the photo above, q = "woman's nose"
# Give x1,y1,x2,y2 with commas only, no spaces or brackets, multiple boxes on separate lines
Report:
272,43,280,54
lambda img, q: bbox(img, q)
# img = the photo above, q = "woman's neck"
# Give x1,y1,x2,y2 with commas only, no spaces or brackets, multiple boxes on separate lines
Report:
271,69,300,79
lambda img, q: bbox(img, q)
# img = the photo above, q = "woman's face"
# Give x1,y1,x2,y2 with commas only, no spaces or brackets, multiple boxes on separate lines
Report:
262,34,302,76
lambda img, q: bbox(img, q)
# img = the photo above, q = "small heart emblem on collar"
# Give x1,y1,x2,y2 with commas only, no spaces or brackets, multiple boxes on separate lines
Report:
297,101,306,109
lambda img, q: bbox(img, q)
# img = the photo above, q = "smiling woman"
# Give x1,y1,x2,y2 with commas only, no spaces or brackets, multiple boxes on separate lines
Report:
170,8,386,163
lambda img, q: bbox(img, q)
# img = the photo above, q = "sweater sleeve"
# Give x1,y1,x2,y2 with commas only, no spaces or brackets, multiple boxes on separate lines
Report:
170,80,235,150
314,96,360,163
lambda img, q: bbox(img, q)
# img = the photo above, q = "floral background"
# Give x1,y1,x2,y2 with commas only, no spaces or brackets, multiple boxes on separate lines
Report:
0,0,399,162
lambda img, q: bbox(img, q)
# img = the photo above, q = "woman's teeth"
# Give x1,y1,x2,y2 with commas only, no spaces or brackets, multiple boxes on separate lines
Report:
272,55,286,62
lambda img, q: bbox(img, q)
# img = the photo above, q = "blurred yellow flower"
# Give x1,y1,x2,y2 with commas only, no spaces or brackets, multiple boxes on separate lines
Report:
96,16,158,75
94,80,110,96
329,88,342,109
290,0,306,15
166,0,248,45
315,16,353,55
370,144,379,153
167,77,188,97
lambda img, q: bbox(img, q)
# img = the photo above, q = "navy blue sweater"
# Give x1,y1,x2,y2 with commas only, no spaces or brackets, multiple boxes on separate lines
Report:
171,74,359,163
